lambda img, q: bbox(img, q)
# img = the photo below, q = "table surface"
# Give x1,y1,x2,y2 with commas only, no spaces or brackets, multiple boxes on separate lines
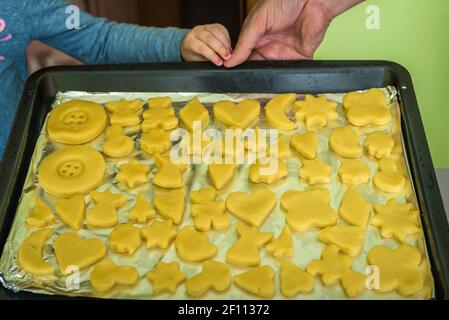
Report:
436,169,449,223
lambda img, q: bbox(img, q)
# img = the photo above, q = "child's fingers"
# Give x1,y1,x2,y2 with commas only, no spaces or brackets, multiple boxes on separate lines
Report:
204,23,232,51
191,36,224,66
195,29,231,61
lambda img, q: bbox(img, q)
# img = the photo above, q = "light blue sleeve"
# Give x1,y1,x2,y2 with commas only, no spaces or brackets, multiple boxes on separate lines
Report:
22,0,189,63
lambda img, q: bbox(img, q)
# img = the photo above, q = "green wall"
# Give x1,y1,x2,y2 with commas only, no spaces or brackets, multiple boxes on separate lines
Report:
315,0,449,168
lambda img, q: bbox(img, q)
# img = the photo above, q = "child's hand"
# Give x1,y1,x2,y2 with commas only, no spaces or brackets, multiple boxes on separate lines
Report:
181,24,232,66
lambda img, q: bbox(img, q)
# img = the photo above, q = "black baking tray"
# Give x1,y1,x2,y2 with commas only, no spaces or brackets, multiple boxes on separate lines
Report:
0,61,448,300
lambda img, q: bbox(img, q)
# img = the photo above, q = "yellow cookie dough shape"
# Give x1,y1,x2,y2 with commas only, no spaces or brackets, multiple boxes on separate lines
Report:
27,197,55,227
190,190,229,231
154,189,185,224
266,225,293,259
367,245,424,295
153,154,187,189
87,191,127,228
265,93,296,130
180,98,210,132
18,228,54,275
140,128,172,155
38,146,105,197
147,261,186,295
306,245,366,297
244,127,268,154
142,106,178,131
175,226,217,262
148,96,172,109
55,194,85,229
268,134,291,159
339,187,372,229
226,223,272,266
343,88,391,126
299,159,332,185
190,187,216,203
318,226,365,257
329,126,362,158
364,131,394,159
128,193,155,223
280,261,315,297
226,188,276,227
371,199,420,242
186,261,231,297
281,189,337,232
90,259,139,293
294,95,338,128
249,158,288,184
109,223,142,254
290,131,318,160
116,160,150,189
54,232,107,275
208,163,237,190
180,132,210,156
373,158,406,193
47,100,107,145
213,99,261,129
105,99,143,127
102,125,134,158
141,219,177,249
338,159,370,185
234,265,275,298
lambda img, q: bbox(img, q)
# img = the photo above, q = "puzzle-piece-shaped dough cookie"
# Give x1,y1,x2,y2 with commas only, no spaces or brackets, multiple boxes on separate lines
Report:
153,154,187,189
373,158,406,193
364,131,394,159
338,159,370,185
213,99,260,129
128,193,155,223
105,99,143,127
180,98,210,132
343,88,391,126
147,261,186,295
290,131,318,159
190,187,216,204
234,265,275,298
175,226,217,262
18,228,54,275
295,95,338,128
339,187,372,229
249,158,288,184
226,223,272,266
266,225,293,259
265,93,296,130
226,188,276,227
54,232,107,275
281,189,337,232
90,259,139,292
208,163,237,190
87,191,127,228
142,107,178,131
102,125,134,158
116,160,150,188
55,195,85,229
27,197,55,227
186,261,231,297
372,199,420,242
299,159,332,185
306,245,366,297
109,223,142,254
141,219,177,249
148,96,172,109
329,126,362,158
191,200,229,231
280,261,315,297
367,245,424,295
140,128,171,155
318,226,365,257
154,189,185,224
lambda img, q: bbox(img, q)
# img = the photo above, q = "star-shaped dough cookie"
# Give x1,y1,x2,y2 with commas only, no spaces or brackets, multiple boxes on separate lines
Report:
294,95,338,128
147,261,186,295
299,159,332,185
141,219,177,249
116,160,150,188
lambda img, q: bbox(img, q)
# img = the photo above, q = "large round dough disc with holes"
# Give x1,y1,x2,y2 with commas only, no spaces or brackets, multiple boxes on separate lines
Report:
38,146,105,197
47,100,107,145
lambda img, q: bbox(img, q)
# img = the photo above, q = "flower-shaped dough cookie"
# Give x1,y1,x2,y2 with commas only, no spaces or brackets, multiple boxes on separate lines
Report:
18,228,54,276
339,187,372,229
299,159,332,185
109,223,142,254
105,99,143,127
265,93,296,130
281,189,337,232
128,193,155,223
140,128,171,155
367,245,424,295
290,131,318,159
213,99,260,129
266,225,293,259
280,261,315,297
294,95,338,128
148,96,172,109
142,107,178,131
306,245,366,297
343,88,391,126
234,265,275,298
373,158,406,193
329,126,362,158
90,259,139,293
87,191,127,228
364,131,394,159
318,226,365,257
186,261,231,297
153,154,187,189
147,261,186,295
248,158,288,184
27,197,55,227
38,146,105,197
154,189,185,224
102,125,134,158
47,100,107,145
180,98,210,132
116,160,150,188
208,163,237,190
338,159,370,185
175,226,217,262
141,219,177,249
55,194,85,229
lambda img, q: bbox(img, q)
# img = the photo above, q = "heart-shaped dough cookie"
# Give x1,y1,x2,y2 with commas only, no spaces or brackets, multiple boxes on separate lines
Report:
213,99,260,128
290,131,318,159
265,93,296,130
90,259,139,292
208,163,237,190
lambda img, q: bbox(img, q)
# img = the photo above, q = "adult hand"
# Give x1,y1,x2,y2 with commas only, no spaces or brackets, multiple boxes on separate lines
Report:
225,0,363,68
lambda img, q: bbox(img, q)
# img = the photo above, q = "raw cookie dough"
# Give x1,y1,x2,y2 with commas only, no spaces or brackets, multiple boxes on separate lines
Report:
191,192,229,231
185,261,231,297
109,223,142,254
280,261,315,297
373,158,406,193
38,145,105,197
128,193,155,223
213,99,260,129
208,163,237,190
339,187,372,229
105,99,143,127
318,226,365,257
141,220,177,249
364,131,394,159
90,259,139,292
18,228,54,276
147,261,186,295
153,154,187,189
140,128,172,155
147,96,172,109
266,225,293,259
299,159,332,185
338,159,370,185
180,98,210,132
142,106,178,131
234,265,275,298
190,187,216,203
102,125,134,158
55,194,85,229
343,88,391,126
175,226,217,262
27,197,55,227
154,189,185,225
87,191,127,228
329,126,362,158
290,131,318,159
265,93,296,130
47,100,107,145
249,158,288,184
116,160,150,189
294,95,338,129
54,232,107,275
268,134,291,159
226,223,272,266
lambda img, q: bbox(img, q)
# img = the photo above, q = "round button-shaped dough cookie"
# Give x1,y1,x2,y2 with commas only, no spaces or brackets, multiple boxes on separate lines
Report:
47,100,107,145
38,146,105,197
